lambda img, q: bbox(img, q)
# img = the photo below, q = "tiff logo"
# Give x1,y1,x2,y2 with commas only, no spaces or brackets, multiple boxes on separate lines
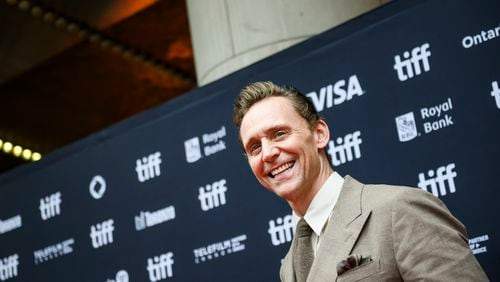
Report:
147,252,174,282
198,179,228,211
136,152,162,182
0,254,19,281
90,219,115,249
39,191,62,220
491,81,500,109
327,131,362,166
33,238,74,265
268,215,294,246
393,43,431,81
417,163,457,197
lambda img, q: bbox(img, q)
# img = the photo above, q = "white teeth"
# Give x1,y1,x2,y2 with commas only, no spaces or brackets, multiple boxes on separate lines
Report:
271,161,294,176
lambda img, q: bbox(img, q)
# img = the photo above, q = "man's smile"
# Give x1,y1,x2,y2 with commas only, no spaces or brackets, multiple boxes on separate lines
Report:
269,161,296,178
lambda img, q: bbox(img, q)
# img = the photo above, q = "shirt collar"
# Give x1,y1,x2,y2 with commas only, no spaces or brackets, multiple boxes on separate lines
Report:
293,171,344,236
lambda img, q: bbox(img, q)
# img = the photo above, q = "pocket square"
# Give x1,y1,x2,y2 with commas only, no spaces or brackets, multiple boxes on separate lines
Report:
336,254,372,276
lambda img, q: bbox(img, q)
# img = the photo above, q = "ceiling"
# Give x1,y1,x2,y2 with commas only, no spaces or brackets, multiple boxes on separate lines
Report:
0,0,196,173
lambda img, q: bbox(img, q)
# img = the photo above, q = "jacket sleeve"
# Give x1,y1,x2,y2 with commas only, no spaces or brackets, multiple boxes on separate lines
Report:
391,189,488,281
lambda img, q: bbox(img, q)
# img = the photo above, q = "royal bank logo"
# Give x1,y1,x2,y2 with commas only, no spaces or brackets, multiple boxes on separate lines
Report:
0,254,19,281
146,252,174,282
469,234,490,255
491,81,500,109
0,215,22,235
395,112,418,142
33,238,74,265
393,43,431,81
268,215,294,246
135,205,176,231
306,75,366,112
198,178,228,211
395,97,455,142
39,191,62,220
417,163,457,198
193,234,247,264
184,126,227,163
327,131,362,166
89,175,106,199
90,219,115,249
106,269,129,282
462,24,500,49
136,151,162,182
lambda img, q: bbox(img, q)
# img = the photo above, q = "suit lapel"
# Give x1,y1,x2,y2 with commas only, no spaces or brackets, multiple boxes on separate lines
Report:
307,176,371,281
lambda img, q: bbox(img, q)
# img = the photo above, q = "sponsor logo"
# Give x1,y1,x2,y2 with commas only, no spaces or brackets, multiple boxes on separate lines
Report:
193,234,247,264
395,97,455,142
136,152,162,182
268,215,294,246
89,175,106,199
39,191,62,220
395,112,418,142
327,131,362,166
185,126,227,163
0,254,19,281
462,25,500,49
135,205,176,231
198,179,228,211
491,81,500,109
469,234,489,255
0,215,22,235
33,238,74,265
417,163,457,197
106,270,129,282
90,219,115,249
146,252,174,282
393,43,431,81
306,75,365,112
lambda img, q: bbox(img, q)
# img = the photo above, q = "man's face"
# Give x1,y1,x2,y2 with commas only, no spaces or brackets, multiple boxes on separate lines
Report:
239,96,329,202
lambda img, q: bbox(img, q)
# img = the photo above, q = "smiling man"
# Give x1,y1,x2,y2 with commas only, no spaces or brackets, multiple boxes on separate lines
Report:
233,81,487,281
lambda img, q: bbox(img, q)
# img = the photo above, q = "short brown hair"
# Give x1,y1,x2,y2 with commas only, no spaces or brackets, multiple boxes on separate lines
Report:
233,81,320,128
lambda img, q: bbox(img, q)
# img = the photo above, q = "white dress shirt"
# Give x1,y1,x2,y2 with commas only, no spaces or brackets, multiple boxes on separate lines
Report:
293,171,344,256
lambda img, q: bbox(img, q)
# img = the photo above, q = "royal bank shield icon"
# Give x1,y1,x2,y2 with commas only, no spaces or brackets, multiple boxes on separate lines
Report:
395,112,418,142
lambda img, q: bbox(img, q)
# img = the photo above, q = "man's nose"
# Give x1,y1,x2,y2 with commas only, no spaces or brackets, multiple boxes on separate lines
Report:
261,140,279,162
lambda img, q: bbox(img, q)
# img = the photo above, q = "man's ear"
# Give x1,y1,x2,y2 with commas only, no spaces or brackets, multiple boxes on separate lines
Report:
314,119,330,149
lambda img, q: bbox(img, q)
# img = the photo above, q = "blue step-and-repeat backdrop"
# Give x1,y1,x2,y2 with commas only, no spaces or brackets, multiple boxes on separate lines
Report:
1,0,499,281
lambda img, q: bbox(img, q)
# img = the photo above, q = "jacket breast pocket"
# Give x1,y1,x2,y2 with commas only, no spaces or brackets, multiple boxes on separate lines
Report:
337,259,380,282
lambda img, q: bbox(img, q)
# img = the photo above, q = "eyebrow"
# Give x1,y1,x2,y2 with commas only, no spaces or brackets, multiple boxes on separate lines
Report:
243,125,288,150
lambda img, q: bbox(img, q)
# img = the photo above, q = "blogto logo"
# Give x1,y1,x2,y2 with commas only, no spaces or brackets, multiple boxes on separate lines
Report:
393,43,431,81
89,175,106,199
395,112,418,142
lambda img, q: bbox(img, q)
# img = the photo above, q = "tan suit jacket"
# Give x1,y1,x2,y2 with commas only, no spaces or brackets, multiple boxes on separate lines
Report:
280,176,488,281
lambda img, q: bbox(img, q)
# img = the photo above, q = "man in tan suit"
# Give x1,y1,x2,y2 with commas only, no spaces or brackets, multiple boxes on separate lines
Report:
233,81,488,281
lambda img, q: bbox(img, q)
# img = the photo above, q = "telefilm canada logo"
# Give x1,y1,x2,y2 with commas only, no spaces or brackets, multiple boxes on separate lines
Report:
395,97,455,142
193,234,247,264
469,234,490,255
306,75,366,112
327,131,363,166
185,125,227,163
0,214,22,235
393,43,431,82
33,238,74,265
417,162,457,198
268,214,294,246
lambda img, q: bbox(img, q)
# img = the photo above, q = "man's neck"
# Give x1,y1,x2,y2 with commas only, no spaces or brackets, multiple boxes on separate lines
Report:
289,165,333,217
